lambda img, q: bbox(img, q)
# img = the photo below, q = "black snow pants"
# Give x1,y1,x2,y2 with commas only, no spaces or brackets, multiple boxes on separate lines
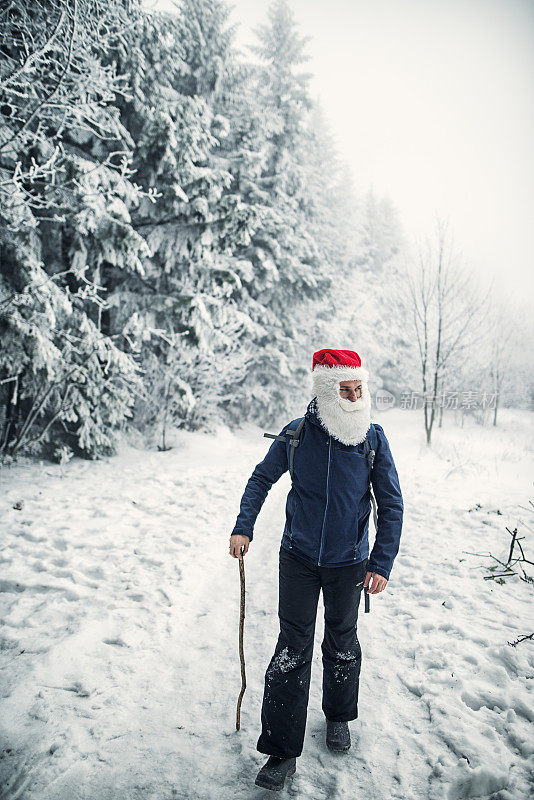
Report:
256,545,368,759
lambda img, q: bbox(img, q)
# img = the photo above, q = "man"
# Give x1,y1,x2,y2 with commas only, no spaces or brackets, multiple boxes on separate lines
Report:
229,348,403,791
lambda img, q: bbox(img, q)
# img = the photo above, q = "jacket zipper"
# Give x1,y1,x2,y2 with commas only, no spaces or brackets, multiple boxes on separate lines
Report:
318,438,332,566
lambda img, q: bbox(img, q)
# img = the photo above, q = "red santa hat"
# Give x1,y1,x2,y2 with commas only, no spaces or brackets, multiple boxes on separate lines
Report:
311,348,369,394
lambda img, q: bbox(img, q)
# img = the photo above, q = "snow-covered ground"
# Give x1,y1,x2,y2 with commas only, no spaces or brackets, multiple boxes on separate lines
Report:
0,407,533,800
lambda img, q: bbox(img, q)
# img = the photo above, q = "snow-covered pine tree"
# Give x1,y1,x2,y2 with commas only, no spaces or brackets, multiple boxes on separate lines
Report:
109,1,269,436
291,104,359,373
333,189,414,396
217,0,342,423
0,0,148,459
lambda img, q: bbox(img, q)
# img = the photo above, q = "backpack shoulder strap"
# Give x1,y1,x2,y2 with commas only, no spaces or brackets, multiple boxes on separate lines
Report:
263,416,306,480
288,416,306,480
363,425,379,615
263,432,287,442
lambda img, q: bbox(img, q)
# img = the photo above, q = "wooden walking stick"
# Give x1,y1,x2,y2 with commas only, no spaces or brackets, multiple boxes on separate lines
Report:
236,548,246,730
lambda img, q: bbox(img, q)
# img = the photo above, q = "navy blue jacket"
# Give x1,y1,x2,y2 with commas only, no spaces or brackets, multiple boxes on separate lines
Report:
231,399,404,580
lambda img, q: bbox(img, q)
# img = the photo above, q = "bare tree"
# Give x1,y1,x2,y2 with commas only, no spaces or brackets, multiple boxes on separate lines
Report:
404,216,492,445
454,291,530,428
485,297,520,426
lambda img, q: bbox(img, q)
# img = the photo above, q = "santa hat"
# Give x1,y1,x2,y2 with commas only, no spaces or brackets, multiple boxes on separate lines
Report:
311,348,369,395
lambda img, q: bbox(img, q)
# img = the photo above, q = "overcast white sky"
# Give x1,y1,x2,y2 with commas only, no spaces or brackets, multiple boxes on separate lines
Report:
146,0,534,305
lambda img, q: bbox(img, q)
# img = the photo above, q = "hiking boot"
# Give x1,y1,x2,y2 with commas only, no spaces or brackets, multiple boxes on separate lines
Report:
326,720,351,752
254,755,297,791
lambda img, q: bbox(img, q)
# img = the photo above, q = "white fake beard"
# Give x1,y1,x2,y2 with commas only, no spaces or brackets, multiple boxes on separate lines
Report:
313,379,372,445
315,390,371,445
338,397,360,412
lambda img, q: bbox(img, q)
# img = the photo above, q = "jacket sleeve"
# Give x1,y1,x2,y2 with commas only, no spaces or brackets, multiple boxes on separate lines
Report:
367,424,403,580
230,426,290,541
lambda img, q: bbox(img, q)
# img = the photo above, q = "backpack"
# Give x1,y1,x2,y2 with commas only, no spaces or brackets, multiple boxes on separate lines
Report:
264,417,378,613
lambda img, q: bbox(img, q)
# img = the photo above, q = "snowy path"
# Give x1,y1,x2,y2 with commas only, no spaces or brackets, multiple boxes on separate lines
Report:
0,409,533,799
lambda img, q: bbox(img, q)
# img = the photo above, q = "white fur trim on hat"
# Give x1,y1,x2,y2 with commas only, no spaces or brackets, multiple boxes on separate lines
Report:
312,364,369,396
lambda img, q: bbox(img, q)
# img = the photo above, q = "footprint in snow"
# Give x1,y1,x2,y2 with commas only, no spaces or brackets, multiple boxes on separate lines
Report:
52,539,68,551
157,589,172,606
0,750,45,800
0,579,26,594
103,637,128,647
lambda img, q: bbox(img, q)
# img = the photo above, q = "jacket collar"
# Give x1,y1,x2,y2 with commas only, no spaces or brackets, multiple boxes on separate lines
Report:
305,397,327,431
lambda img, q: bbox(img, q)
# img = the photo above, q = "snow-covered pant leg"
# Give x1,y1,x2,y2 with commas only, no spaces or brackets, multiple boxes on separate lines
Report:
320,557,368,722
256,547,321,759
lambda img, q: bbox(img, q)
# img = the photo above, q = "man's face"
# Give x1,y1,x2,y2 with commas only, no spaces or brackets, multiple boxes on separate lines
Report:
339,380,362,402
